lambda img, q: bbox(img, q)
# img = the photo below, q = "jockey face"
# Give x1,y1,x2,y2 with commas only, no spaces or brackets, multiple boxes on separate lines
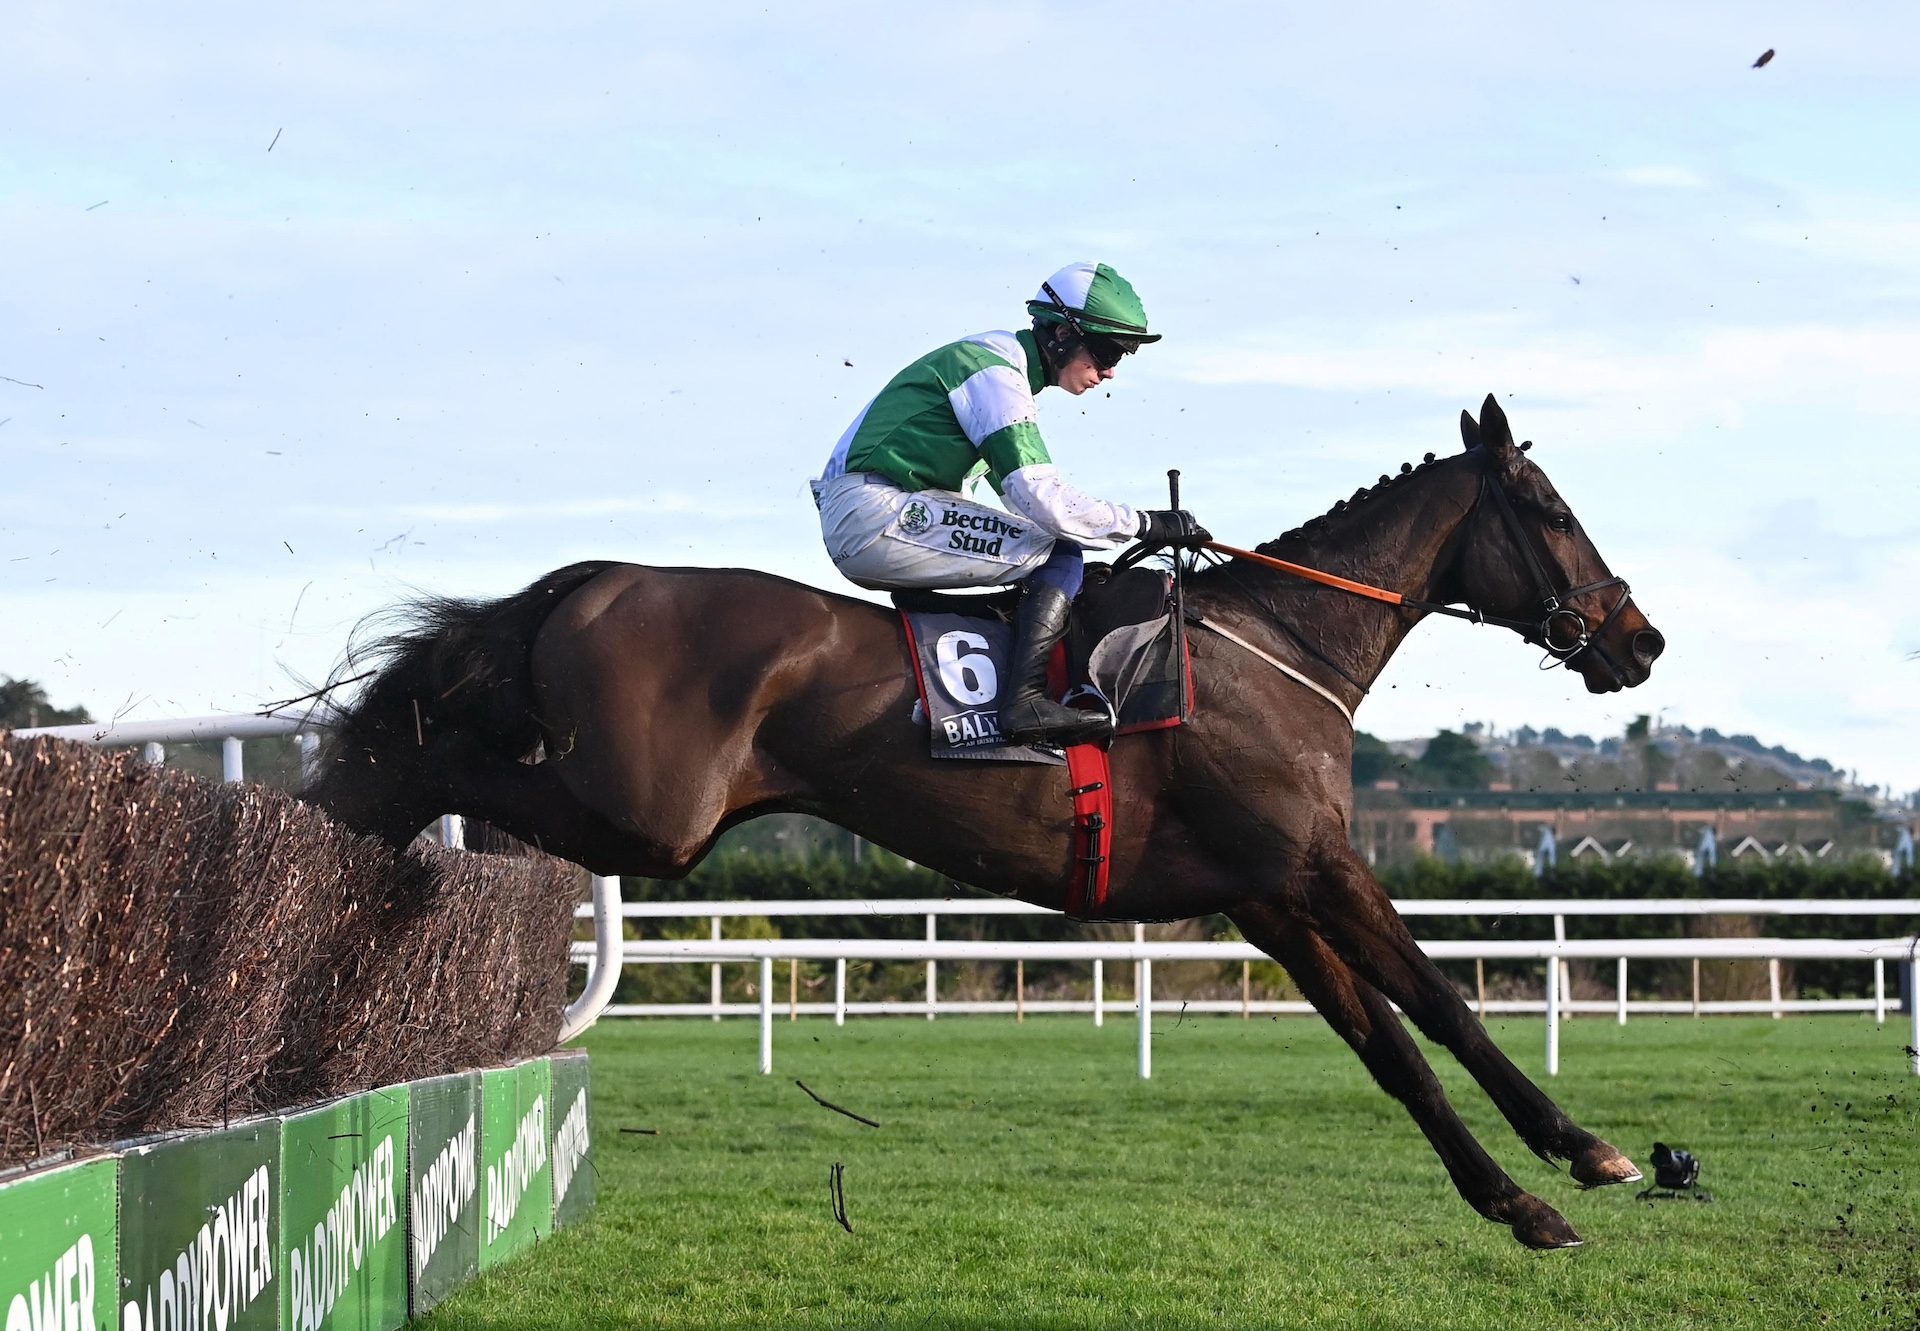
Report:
1053,339,1114,396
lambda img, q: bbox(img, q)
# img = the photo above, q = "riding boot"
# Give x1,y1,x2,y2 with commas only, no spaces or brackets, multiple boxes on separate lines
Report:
997,583,1111,748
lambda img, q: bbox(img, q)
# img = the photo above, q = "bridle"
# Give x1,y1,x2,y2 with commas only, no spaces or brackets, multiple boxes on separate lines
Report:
1464,455,1635,686
1170,448,1640,693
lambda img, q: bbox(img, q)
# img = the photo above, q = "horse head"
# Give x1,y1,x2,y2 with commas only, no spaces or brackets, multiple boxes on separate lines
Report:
1449,395,1664,693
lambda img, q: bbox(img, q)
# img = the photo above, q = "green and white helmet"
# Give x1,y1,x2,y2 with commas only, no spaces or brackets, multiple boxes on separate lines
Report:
1025,261,1161,344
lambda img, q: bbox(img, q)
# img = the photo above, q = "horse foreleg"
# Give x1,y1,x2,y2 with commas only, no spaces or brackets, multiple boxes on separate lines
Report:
1232,902,1583,1250
1303,836,1641,1191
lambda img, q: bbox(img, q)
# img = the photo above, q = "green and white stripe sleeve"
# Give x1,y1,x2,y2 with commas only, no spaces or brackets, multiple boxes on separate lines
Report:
1002,464,1142,546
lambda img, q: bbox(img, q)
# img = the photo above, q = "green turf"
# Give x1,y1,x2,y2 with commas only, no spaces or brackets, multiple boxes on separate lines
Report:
427,1015,1920,1330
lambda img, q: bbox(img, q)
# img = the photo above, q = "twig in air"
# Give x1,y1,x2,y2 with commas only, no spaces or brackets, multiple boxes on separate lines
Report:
829,1161,852,1233
618,1127,659,1136
795,1079,879,1128
257,668,372,717
268,128,283,151
0,376,44,390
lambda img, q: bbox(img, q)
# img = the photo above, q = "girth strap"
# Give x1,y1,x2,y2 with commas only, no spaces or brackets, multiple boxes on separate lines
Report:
1064,743,1114,919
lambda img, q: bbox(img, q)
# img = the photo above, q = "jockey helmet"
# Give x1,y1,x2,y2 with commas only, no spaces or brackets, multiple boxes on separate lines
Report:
1026,262,1161,346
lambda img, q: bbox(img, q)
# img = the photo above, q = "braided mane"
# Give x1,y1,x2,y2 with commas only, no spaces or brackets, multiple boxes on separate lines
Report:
1253,450,1452,557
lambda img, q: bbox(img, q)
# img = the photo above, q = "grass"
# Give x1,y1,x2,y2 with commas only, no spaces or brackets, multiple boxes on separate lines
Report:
427,1014,1920,1330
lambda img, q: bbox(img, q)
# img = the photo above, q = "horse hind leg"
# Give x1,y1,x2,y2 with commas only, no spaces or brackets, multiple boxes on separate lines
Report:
1304,836,1641,1190
422,732,693,877
1232,902,1582,1250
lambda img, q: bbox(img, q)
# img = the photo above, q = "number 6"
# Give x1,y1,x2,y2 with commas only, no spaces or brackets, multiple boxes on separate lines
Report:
935,631,998,705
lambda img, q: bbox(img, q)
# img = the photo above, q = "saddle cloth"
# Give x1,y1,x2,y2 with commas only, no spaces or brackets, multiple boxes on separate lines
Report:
895,565,1191,762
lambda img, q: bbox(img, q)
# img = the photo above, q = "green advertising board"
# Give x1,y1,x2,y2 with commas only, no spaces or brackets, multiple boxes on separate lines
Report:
0,1156,118,1331
479,1059,552,1269
548,1052,595,1231
119,1120,280,1331
279,1088,409,1331
406,1073,479,1315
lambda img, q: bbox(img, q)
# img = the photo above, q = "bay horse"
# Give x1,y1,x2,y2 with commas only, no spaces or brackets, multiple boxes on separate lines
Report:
306,395,1665,1248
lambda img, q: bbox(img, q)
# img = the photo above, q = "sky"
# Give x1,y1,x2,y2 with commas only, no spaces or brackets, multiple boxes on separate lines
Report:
4,3,1917,798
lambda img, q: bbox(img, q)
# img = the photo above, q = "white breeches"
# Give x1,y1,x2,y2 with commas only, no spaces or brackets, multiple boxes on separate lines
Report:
811,472,1057,590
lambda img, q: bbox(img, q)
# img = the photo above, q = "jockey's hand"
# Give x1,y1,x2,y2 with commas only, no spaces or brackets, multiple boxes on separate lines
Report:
1136,509,1213,549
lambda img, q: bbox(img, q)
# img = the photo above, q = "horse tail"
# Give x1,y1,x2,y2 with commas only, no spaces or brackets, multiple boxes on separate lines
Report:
303,560,620,833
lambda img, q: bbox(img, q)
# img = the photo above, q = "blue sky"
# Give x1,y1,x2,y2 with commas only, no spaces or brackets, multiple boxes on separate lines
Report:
5,3,1917,797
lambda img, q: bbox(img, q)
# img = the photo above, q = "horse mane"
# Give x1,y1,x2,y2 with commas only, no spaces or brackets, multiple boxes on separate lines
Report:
1253,449,1458,558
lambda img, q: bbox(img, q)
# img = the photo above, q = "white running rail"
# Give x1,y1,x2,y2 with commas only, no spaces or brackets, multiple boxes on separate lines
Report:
582,897,1920,1080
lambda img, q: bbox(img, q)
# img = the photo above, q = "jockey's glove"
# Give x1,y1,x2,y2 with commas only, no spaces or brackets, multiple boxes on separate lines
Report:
1136,509,1213,549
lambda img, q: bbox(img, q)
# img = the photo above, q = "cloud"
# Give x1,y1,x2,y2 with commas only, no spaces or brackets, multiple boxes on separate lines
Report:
1171,319,1920,423
1607,165,1709,189
288,493,789,525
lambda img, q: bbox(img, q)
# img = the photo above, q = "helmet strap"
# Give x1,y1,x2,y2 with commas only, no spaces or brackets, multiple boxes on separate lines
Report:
1033,318,1080,386
1040,281,1089,341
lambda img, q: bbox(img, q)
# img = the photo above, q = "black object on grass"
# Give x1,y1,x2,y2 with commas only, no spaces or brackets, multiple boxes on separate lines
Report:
1637,1142,1713,1202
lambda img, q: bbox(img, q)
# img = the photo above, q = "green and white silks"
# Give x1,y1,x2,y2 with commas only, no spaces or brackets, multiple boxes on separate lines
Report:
814,328,1139,589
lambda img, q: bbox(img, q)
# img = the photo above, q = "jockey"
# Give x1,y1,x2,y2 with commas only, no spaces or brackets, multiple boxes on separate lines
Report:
811,261,1210,748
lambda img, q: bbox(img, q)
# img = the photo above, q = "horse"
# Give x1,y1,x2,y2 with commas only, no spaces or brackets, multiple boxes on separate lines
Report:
306,395,1665,1248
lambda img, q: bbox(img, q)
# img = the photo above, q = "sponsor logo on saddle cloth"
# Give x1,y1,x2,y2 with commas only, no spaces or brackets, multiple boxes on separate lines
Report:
899,570,1190,764
901,611,1064,764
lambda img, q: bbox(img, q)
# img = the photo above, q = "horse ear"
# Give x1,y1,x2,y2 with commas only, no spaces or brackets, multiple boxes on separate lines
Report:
1477,393,1516,461
1459,409,1480,452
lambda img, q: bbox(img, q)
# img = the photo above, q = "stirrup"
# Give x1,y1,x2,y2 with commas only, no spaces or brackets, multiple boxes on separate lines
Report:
1060,683,1119,734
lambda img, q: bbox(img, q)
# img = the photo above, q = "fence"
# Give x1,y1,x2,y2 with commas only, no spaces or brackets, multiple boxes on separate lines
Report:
13,708,622,1041
581,897,1920,1079
20,714,1920,1079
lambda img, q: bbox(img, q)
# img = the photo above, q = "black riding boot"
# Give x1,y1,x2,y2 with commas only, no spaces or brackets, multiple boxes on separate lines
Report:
997,583,1111,748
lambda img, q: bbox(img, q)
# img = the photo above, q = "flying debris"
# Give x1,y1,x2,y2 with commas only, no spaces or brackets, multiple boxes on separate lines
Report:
1752,48,1775,69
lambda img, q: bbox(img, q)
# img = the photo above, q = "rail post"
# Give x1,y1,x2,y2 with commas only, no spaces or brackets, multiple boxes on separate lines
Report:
221,736,244,783
926,914,937,1021
1545,950,1561,1076
1093,959,1104,1027
759,957,774,1074
1552,913,1567,1029
1910,958,1920,1078
1616,957,1628,1026
1138,956,1152,1080
711,917,723,1021
1769,959,1783,1019
1875,959,1886,1024
834,959,847,1026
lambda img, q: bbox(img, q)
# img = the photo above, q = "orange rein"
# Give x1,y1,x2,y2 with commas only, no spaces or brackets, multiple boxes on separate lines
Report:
1201,541,1408,608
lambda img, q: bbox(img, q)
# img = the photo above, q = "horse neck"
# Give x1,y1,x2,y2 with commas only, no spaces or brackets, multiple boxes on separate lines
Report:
1208,457,1481,697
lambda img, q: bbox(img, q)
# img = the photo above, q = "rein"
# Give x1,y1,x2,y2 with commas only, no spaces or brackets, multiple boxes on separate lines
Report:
1181,455,1637,717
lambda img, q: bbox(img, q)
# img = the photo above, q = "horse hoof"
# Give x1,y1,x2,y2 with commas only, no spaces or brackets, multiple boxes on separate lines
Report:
1513,1202,1584,1250
1493,1196,1584,1250
1571,1142,1643,1190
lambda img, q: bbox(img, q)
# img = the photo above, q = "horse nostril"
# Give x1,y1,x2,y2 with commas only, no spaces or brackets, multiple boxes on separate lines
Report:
1632,629,1666,665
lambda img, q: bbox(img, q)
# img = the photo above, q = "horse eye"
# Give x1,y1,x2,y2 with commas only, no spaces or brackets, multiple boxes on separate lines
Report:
1548,513,1573,533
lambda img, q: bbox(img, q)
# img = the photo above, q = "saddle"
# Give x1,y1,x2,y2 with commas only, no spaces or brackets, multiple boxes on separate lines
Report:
893,564,1190,763
894,565,1189,921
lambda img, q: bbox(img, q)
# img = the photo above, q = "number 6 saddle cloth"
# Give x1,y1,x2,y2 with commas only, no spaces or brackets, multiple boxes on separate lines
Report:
893,565,1191,764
